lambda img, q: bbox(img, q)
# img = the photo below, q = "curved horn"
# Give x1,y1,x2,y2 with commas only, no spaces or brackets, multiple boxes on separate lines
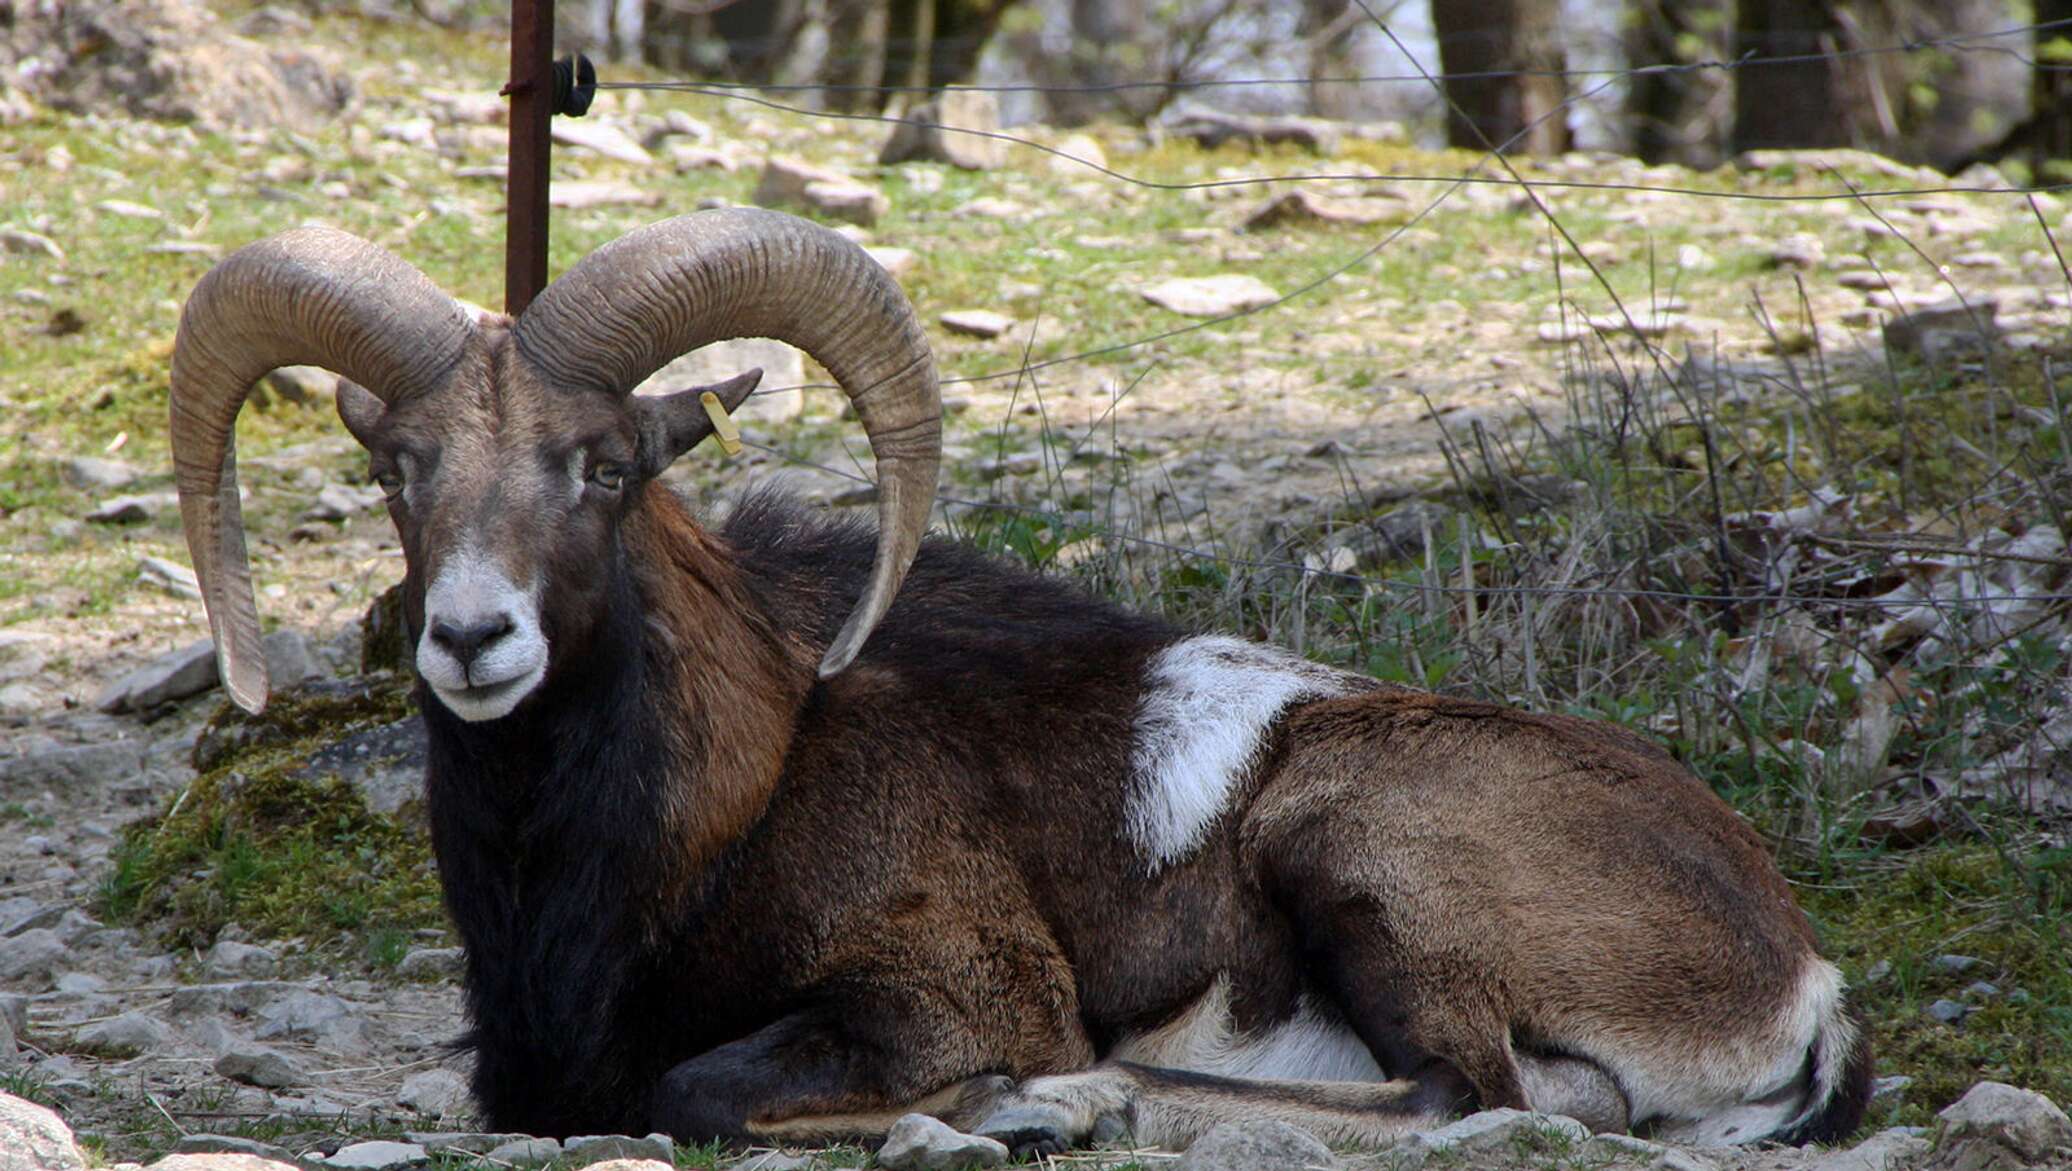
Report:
170,227,474,713
514,208,940,679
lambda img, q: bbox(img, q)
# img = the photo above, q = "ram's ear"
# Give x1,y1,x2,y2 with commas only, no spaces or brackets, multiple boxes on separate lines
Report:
336,379,386,446
632,368,762,478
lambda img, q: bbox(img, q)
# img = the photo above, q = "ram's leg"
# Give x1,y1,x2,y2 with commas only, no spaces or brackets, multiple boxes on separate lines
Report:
972,1062,1450,1156
648,1011,1008,1147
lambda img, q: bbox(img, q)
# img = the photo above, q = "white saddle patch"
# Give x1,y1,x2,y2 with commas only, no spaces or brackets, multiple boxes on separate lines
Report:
1127,636,1362,869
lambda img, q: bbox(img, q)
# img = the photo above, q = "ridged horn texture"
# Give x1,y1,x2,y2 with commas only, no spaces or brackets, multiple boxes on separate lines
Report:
514,208,941,679
169,228,474,714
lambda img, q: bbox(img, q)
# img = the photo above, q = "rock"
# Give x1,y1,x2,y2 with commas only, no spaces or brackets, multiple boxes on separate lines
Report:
0,740,149,790
1934,1082,2072,1170
0,228,64,261
1163,106,1341,154
1732,147,1930,181
1047,133,1107,177
879,90,1004,170
1874,1075,1916,1099
1584,1133,1711,1170
147,1156,301,1171
404,1134,530,1156
0,1011,15,1070
256,989,366,1050
1768,232,1826,269
1139,274,1281,317
262,365,338,406
396,946,463,980
138,555,202,599
322,1141,428,1169
1412,1108,1588,1153
549,181,661,209
552,120,654,166
0,1091,88,1171
97,639,217,713
1173,1120,1334,1171
875,1114,1009,1171
939,309,1015,339
565,1135,674,1165
866,246,916,278
399,1069,472,1118
1885,301,1998,364
730,1154,820,1171
0,928,69,990
291,715,425,816
304,481,387,521
214,1045,304,1088
1808,1127,1932,1171
87,493,169,524
1241,190,1407,230
76,1011,172,1056
484,1137,562,1164
754,158,888,227
1965,980,2003,1001
170,1135,297,1162
1329,501,1451,568
62,456,139,490
167,980,297,1017
0,998,23,1041
634,336,808,425
1928,998,1971,1024
204,940,280,980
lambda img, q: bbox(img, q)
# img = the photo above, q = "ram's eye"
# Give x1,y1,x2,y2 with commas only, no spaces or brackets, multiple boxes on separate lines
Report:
374,469,405,498
589,462,627,492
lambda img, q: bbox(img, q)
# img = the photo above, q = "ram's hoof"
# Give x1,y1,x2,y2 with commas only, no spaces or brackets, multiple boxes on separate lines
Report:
974,1104,1077,1159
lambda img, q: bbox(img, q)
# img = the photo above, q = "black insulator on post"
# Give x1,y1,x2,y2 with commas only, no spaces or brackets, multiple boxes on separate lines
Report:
552,54,597,117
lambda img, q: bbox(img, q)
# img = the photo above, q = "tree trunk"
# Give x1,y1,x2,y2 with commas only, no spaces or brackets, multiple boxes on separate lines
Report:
821,0,888,112
1733,0,1850,151
2035,0,2072,174
1431,0,1571,156
1624,0,1731,167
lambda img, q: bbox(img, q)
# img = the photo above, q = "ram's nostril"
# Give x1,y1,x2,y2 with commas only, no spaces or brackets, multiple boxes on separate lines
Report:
431,615,515,670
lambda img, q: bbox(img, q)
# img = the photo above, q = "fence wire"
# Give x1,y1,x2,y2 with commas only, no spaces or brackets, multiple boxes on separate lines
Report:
594,12,2072,617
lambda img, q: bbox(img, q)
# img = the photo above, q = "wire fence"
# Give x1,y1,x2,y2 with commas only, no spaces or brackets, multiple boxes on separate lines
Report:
591,10,2072,631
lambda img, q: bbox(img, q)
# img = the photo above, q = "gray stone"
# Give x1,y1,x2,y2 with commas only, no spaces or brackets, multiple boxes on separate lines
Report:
866,246,916,278
1412,1108,1588,1154
138,555,202,599
256,989,366,1050
0,738,152,792
876,1114,1009,1171
304,481,385,521
404,1134,529,1156
1935,1082,2072,1169
0,1091,87,1171
261,629,317,689
1964,981,2002,1001
1583,1133,1713,1169
801,180,888,227
0,996,26,1039
0,1010,15,1070
88,493,170,524
939,310,1014,339
395,947,462,980
1174,1120,1334,1171
1928,998,1970,1024
565,1135,674,1165
147,1155,302,1171
62,456,139,491
214,1046,304,1088
167,980,298,1017
879,90,1005,170
484,1138,562,1164
399,1068,471,1118
0,928,68,990
1885,303,1998,365
1139,274,1281,317
0,229,63,261
1807,1127,1932,1171
204,939,280,981
549,181,661,210
1329,501,1452,568
294,716,425,816
261,365,338,406
553,120,654,166
1163,106,1340,154
96,639,218,712
170,1135,297,1162
1768,232,1825,269
76,1011,172,1056
1047,134,1108,177
1874,1075,1916,1099
322,1141,428,1169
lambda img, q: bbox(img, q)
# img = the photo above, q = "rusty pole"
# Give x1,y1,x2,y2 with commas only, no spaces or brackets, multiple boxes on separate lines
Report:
504,0,554,314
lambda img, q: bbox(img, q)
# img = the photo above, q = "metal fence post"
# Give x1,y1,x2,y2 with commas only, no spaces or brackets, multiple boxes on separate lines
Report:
504,0,554,314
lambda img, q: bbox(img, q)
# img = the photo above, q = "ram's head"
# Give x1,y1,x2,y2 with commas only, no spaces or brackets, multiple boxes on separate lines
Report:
170,210,940,719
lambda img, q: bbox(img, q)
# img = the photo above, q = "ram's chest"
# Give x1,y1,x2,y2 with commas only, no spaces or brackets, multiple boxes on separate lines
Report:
1123,636,1369,871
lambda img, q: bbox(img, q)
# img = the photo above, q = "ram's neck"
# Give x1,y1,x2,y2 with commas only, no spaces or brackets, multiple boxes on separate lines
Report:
621,485,815,911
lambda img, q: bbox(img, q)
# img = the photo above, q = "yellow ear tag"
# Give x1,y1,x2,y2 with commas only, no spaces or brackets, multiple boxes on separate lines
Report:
700,390,743,457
